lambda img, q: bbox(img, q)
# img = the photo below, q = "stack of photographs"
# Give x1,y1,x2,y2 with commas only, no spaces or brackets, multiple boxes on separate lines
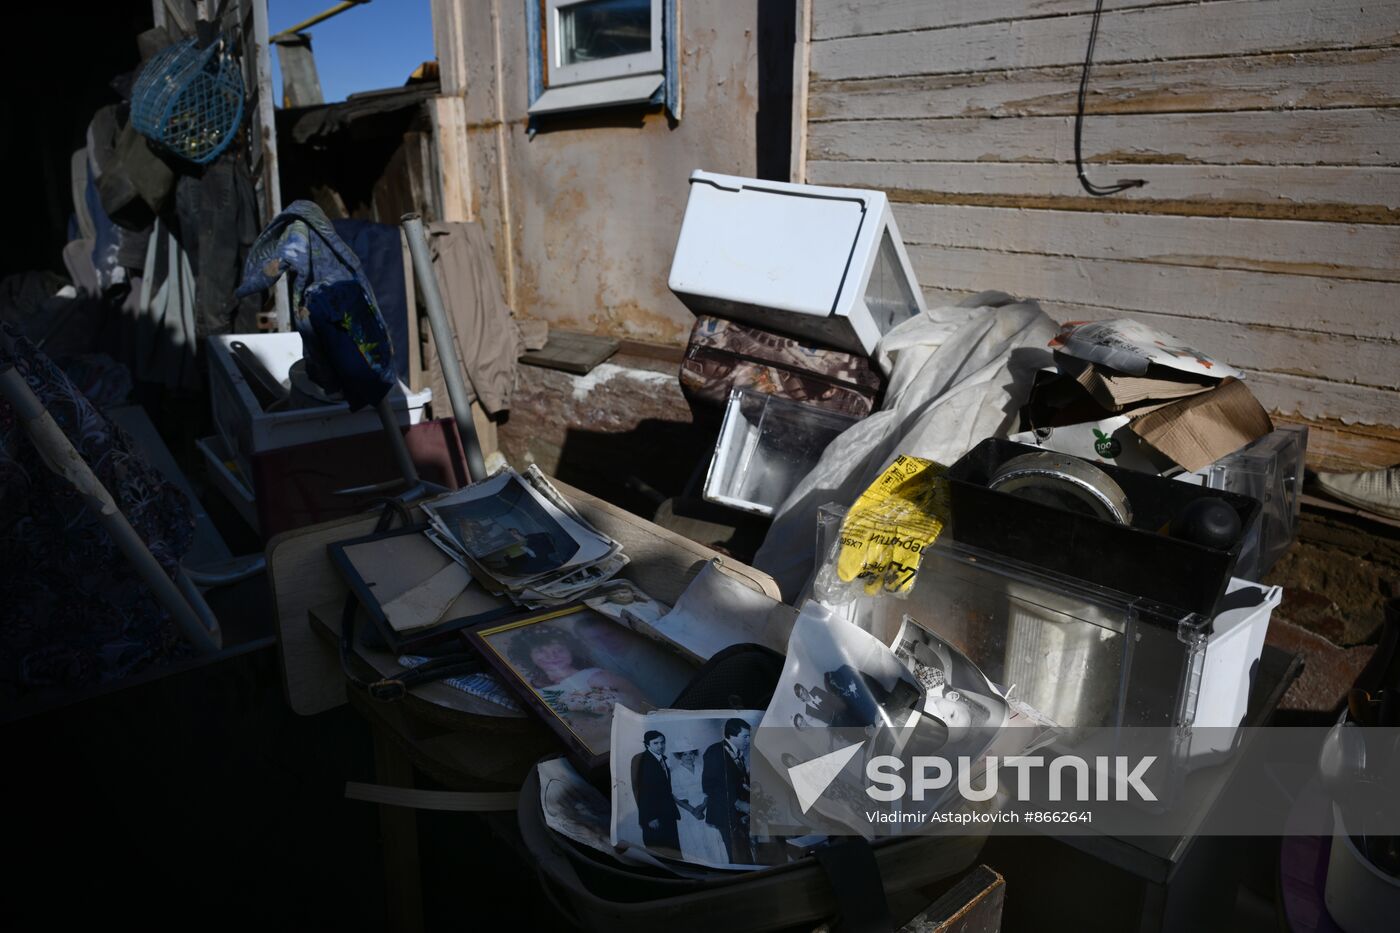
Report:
422,467,628,607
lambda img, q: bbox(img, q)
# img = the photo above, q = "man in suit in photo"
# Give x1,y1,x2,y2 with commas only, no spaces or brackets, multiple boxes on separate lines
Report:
703,718,753,864
631,730,680,851
793,682,841,725
824,664,922,728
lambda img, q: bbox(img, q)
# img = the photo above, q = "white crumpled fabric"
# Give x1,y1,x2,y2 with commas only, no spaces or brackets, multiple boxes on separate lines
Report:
752,291,1058,601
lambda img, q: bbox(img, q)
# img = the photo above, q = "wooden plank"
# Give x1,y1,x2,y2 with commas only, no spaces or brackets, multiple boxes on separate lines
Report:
429,0,466,95
250,0,289,329
792,0,813,183
805,162,1400,221
894,203,1400,282
942,308,1400,427
809,48,1400,122
813,0,1184,40
430,96,473,223
922,287,1400,391
811,0,1400,81
1247,370,1400,425
401,229,422,393
520,330,621,374
906,245,1400,341
809,109,1400,166
1274,416,1400,472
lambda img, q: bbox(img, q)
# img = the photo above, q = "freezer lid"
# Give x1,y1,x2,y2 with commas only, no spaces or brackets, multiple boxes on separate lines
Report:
669,174,870,317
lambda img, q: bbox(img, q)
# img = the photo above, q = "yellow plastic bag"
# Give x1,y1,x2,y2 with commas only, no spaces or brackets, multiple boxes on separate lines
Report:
836,455,950,596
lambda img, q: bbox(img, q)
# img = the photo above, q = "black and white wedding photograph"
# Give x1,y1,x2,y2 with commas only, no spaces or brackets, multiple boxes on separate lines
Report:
610,707,765,870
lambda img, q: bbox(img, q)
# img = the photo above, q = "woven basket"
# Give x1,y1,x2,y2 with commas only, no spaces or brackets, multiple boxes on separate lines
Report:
131,36,245,165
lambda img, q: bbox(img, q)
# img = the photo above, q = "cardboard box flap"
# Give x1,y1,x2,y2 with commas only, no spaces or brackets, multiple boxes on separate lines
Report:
1019,368,1175,430
1128,378,1274,472
1057,353,1218,411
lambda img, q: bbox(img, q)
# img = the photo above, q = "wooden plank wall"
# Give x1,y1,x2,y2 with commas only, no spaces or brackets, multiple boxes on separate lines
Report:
802,0,1400,460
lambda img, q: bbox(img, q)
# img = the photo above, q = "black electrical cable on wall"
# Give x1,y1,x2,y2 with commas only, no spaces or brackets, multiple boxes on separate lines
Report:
1075,0,1147,196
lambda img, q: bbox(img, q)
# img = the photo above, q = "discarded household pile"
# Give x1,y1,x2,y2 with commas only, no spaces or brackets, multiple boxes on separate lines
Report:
1011,318,1275,474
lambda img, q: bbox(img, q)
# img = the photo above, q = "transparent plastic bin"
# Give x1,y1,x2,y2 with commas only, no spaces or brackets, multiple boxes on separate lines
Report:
1176,425,1307,581
703,388,860,516
812,503,1278,784
208,333,431,483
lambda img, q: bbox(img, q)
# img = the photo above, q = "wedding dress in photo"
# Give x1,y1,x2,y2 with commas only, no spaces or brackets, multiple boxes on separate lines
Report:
669,750,729,865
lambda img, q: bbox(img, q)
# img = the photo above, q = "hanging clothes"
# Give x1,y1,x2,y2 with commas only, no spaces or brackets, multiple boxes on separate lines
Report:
137,218,199,390
332,219,410,385
173,150,263,339
237,200,395,411
423,220,522,416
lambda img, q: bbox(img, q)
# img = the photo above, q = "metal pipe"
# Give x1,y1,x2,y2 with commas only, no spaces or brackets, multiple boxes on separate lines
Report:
376,394,422,489
270,0,369,44
401,213,488,482
176,570,225,647
0,365,219,654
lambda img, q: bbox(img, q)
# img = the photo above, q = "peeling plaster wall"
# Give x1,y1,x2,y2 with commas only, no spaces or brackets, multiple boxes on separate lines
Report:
432,1,776,346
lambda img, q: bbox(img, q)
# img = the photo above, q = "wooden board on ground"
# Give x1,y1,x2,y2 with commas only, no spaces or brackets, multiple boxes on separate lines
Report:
520,330,620,375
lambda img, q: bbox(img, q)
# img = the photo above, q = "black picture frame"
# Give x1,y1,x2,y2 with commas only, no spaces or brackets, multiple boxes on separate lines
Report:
328,524,518,656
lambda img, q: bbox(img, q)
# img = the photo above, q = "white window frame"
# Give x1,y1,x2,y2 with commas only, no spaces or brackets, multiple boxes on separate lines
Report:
546,0,663,87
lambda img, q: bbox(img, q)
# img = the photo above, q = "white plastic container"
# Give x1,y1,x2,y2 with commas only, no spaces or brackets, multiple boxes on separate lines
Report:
208,333,431,482
1186,577,1283,761
704,388,859,516
668,170,926,357
1326,803,1400,933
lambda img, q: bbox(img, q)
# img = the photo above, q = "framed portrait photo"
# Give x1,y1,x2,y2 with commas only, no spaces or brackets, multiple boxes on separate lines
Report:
467,604,697,770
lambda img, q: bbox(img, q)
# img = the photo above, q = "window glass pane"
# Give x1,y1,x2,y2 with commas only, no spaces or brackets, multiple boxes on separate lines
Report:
560,0,652,65
864,230,921,334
